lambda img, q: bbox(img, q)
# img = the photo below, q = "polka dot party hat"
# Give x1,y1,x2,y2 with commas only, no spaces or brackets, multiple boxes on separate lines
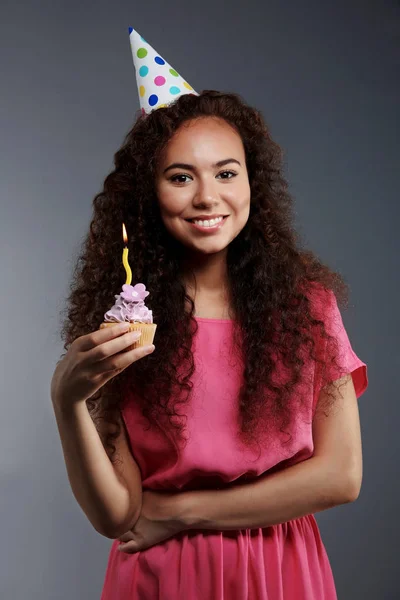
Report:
128,26,198,114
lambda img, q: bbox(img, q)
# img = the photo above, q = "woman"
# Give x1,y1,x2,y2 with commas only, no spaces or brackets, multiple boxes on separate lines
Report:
51,89,368,599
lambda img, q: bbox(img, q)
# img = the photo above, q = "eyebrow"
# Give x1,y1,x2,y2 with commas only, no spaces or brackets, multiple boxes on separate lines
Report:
163,158,242,174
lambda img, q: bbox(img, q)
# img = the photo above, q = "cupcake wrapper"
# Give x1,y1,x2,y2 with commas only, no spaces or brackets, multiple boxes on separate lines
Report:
99,322,157,350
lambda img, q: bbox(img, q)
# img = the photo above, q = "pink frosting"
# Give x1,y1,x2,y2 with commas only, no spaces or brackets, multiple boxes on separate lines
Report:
104,283,153,324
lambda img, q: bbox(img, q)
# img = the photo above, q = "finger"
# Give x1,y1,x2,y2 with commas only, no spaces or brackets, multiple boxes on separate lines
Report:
83,329,143,367
91,343,155,377
118,532,135,542
77,322,131,352
117,541,140,553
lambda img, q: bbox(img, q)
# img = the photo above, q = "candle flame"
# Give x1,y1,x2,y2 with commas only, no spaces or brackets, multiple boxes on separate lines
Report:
122,222,128,245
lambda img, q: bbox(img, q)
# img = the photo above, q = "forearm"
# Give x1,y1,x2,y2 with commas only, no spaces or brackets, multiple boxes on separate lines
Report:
52,400,141,538
178,456,355,531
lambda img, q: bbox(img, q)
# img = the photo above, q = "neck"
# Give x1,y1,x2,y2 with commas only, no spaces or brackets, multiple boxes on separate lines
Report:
181,250,228,293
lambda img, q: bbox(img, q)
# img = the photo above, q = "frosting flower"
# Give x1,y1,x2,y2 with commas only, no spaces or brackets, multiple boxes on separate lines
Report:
121,283,149,302
103,282,153,324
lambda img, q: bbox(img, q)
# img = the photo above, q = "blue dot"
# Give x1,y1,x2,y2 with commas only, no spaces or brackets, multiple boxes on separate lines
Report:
154,56,165,65
149,94,159,106
170,86,181,95
128,27,133,34
139,66,149,77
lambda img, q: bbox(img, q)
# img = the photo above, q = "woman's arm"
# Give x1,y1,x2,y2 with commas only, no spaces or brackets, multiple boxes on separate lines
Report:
116,374,362,553
174,374,362,531
52,400,142,539
177,455,353,531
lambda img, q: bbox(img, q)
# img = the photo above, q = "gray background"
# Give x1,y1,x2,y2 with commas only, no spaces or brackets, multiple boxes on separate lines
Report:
1,0,398,598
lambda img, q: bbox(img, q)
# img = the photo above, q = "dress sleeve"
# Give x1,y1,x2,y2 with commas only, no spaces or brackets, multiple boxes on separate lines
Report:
311,287,368,402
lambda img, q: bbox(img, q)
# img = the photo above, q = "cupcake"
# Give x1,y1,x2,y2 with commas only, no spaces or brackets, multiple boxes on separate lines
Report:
100,283,157,349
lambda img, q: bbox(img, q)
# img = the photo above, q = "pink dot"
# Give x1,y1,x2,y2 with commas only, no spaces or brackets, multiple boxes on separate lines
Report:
154,76,166,86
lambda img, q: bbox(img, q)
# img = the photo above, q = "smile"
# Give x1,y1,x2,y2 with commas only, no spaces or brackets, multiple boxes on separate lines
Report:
185,215,228,233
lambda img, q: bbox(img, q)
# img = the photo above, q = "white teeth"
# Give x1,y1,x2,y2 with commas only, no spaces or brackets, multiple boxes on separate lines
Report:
192,216,224,227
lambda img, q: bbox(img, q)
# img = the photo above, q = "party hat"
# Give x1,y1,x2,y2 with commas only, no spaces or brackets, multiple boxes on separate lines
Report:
128,26,198,114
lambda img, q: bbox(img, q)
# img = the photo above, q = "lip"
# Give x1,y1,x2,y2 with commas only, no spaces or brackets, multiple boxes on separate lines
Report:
185,215,229,233
185,214,228,221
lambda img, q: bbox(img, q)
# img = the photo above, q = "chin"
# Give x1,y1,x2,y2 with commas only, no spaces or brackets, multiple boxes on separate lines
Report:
192,243,229,256
196,247,227,255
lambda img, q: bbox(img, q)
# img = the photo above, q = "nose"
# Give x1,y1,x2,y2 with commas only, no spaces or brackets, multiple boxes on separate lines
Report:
193,177,219,208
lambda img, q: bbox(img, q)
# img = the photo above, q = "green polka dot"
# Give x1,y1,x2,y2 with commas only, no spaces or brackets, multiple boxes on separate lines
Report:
169,68,179,77
137,48,148,59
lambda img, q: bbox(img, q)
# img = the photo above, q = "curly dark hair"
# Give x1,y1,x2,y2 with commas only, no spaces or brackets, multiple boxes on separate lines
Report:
59,90,350,465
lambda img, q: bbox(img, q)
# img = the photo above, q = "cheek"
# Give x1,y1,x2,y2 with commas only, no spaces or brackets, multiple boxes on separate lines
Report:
158,188,190,219
229,184,251,214
230,187,251,230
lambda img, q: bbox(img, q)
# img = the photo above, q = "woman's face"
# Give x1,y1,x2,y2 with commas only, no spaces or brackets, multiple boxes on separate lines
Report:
155,117,251,256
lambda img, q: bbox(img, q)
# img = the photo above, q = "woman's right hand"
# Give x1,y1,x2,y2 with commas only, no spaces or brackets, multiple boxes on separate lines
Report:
50,323,155,411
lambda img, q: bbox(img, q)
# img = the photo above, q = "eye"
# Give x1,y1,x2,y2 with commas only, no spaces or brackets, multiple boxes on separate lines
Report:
169,170,238,184
217,170,237,180
169,174,192,184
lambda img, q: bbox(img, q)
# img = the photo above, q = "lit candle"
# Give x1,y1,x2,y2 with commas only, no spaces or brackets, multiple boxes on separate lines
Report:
122,222,132,285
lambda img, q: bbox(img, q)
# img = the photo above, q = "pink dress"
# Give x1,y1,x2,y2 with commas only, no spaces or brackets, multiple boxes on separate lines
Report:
101,288,368,599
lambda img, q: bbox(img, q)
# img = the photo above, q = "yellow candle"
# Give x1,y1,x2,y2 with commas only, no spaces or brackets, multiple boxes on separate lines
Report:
122,223,132,285
122,247,132,285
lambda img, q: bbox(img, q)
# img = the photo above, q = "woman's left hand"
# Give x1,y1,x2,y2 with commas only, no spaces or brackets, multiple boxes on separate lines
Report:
117,489,187,554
